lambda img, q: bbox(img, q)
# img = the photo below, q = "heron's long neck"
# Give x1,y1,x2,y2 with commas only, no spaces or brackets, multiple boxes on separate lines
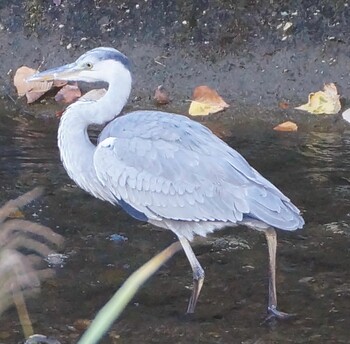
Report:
57,71,131,201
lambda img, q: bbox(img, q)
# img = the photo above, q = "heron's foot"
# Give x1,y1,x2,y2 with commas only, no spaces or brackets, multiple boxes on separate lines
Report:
261,306,296,324
186,277,204,314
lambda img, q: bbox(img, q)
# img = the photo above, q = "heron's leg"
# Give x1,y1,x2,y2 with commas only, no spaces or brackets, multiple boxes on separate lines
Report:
263,227,292,320
178,236,205,314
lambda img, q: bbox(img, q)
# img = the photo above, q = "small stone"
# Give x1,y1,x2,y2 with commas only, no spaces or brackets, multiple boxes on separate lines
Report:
45,253,69,267
108,233,128,243
283,22,293,31
73,319,92,331
299,276,315,284
154,85,170,105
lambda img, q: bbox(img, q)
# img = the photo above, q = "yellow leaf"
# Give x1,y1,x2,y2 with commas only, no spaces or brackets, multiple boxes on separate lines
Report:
295,83,341,115
189,101,225,116
189,85,229,116
273,121,298,132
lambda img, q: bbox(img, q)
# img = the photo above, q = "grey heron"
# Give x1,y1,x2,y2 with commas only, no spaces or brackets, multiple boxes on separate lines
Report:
28,47,304,319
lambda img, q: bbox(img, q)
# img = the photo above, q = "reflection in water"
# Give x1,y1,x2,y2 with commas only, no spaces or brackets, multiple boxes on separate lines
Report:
0,109,350,343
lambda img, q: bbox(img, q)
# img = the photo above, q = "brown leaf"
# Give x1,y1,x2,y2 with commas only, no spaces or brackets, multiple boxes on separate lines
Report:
25,92,45,104
189,85,229,116
273,121,298,132
154,85,170,105
53,80,68,88
14,66,53,104
54,83,82,104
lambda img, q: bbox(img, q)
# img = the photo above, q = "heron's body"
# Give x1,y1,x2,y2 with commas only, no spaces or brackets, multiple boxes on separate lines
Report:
61,109,302,240
30,47,304,318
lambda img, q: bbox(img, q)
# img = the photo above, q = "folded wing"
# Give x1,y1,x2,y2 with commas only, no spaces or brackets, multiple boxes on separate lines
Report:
94,111,304,231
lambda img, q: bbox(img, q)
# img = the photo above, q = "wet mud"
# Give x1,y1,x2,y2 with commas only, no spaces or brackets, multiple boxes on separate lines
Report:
1,0,350,120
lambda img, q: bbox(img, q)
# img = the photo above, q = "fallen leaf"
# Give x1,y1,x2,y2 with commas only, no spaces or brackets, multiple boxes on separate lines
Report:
189,85,229,116
80,88,107,101
295,83,341,115
54,83,81,104
14,66,54,104
154,85,170,105
25,91,46,104
53,80,68,88
14,67,36,96
273,121,298,132
189,101,226,117
8,209,25,219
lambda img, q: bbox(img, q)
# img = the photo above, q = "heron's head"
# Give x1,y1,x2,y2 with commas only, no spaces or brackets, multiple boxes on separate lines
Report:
27,47,131,84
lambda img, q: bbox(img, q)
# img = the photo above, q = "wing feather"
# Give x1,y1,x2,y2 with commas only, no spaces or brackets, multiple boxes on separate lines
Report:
94,111,304,230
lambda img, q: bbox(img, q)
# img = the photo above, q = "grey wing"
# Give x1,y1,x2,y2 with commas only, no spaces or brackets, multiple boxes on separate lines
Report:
94,111,304,232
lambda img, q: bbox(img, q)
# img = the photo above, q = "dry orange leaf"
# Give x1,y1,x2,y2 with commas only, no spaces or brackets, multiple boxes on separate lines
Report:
189,85,229,116
295,83,341,115
14,66,54,104
273,121,298,132
54,83,82,104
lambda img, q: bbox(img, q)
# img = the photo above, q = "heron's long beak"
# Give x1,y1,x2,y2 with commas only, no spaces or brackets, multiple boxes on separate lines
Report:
27,62,83,82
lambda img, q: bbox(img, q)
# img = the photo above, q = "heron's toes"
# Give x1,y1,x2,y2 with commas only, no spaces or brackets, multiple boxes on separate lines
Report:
261,306,296,324
269,307,296,320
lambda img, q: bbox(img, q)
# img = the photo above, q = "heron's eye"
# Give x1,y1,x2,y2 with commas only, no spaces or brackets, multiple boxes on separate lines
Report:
85,62,93,69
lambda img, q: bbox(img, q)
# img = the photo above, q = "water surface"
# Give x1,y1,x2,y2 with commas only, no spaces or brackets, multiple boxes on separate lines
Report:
0,107,349,343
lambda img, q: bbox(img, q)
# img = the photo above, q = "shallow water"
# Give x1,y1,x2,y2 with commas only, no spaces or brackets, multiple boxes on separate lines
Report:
0,107,350,343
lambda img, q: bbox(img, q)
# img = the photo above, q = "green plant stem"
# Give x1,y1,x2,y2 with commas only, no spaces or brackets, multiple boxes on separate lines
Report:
78,241,181,344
